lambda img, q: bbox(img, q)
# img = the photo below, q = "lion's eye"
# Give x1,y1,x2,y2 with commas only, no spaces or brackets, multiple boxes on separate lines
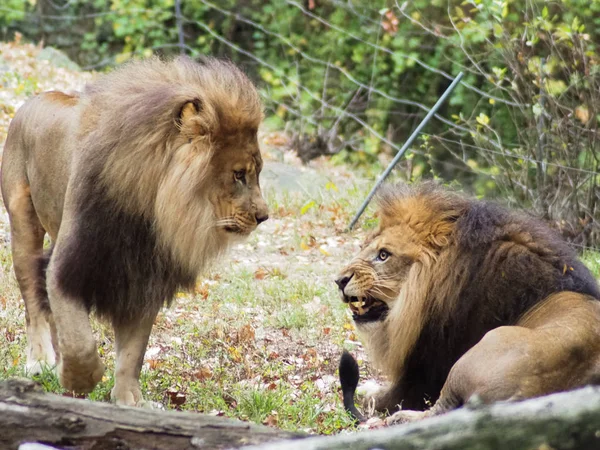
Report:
234,170,246,184
377,249,390,261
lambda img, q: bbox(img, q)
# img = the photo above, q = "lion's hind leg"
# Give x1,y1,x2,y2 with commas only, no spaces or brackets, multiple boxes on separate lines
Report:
387,326,532,425
5,183,56,375
431,294,600,417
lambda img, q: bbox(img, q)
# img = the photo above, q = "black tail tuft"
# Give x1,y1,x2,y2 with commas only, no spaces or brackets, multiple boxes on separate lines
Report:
339,350,366,422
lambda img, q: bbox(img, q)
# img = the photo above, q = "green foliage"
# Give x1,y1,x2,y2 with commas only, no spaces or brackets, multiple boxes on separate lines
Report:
0,0,26,25
582,251,600,279
2,0,599,242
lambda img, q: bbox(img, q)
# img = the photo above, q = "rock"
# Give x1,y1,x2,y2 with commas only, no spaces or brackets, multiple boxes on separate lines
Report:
36,47,80,71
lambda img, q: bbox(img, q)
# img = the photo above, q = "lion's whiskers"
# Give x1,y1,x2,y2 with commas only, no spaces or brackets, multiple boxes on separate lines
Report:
215,217,237,228
370,286,393,299
373,274,397,281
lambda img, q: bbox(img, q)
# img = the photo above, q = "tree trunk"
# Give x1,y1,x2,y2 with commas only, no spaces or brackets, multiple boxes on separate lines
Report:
0,378,302,450
245,386,600,450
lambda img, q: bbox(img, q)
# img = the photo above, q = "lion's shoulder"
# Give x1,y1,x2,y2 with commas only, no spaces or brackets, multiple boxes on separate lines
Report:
453,198,600,300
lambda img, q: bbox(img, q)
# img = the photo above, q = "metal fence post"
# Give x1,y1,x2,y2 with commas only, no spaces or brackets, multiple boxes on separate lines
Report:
347,71,464,230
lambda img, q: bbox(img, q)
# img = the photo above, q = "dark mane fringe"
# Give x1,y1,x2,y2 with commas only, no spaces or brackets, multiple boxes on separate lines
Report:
33,249,53,316
54,170,196,326
376,182,600,410
456,200,600,300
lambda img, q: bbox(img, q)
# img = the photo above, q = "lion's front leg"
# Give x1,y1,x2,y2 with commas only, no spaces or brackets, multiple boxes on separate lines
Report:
111,312,156,407
46,266,105,393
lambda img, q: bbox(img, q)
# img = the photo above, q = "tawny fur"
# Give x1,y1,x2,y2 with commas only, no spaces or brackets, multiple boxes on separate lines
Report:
1,56,268,404
337,182,600,415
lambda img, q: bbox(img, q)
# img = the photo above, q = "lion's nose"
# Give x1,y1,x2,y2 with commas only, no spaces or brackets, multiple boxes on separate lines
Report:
335,275,353,291
256,213,269,225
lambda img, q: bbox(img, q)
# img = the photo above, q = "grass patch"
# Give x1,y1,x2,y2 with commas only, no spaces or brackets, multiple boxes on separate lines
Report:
0,165,367,434
270,306,311,329
582,251,600,278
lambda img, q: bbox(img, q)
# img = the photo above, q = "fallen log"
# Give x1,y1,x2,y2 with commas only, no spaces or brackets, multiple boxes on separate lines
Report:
5,378,600,450
0,378,302,450
244,385,600,450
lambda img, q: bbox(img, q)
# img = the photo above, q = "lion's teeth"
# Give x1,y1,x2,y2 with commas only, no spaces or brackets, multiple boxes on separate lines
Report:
349,298,369,315
356,298,366,314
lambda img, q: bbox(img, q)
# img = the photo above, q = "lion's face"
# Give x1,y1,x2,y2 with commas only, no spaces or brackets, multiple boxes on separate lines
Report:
210,131,268,237
152,125,268,277
336,185,465,327
336,224,419,323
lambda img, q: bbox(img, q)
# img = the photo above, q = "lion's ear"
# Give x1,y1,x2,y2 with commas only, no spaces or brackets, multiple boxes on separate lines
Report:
181,99,202,121
422,209,464,249
178,98,211,137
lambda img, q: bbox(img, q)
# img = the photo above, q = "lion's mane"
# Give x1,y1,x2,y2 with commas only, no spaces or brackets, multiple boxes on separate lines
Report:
53,56,262,325
363,183,600,409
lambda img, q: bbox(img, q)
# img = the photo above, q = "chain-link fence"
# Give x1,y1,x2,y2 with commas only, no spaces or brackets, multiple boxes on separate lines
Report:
1,0,599,247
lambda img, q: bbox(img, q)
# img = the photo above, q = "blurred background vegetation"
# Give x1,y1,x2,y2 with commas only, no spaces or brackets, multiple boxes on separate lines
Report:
1,0,599,247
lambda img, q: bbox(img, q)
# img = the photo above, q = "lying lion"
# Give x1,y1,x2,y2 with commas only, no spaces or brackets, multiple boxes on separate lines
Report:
337,182,600,423
1,56,268,406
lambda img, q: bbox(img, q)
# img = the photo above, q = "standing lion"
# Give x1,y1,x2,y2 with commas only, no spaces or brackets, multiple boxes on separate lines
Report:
1,56,269,406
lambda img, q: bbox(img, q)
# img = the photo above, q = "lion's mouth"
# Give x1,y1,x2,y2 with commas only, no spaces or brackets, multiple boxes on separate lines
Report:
343,295,389,322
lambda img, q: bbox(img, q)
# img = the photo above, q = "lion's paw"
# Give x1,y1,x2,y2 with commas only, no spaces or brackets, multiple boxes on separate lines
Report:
111,381,154,408
25,331,56,376
58,352,104,393
356,380,381,398
385,409,428,425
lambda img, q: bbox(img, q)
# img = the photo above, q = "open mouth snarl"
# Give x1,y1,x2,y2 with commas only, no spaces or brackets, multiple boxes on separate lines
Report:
342,295,389,322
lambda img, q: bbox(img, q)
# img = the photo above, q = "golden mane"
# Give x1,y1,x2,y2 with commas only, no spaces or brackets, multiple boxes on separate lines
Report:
377,183,468,251
74,56,263,276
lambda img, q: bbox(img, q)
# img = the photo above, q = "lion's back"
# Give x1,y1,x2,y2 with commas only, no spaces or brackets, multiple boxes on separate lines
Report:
455,200,600,309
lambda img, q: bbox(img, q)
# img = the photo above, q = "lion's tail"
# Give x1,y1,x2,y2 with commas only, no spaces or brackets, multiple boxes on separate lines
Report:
35,247,53,315
339,350,366,422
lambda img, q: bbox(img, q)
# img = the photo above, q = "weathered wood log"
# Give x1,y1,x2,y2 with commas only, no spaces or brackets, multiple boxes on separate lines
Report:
244,386,600,450
0,378,303,450
5,378,600,450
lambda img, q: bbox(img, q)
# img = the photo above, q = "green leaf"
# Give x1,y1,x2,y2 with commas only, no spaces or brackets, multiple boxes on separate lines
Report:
545,79,567,97
300,200,316,215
